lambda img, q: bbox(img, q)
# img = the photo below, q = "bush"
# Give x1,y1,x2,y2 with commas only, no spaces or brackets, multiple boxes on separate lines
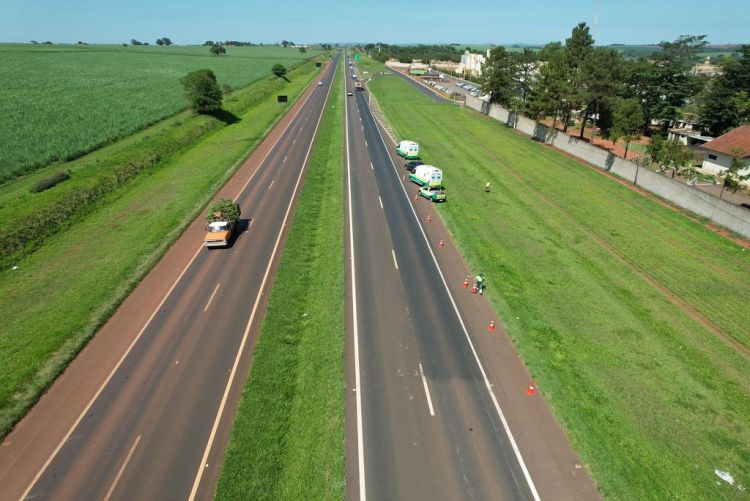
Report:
29,171,71,193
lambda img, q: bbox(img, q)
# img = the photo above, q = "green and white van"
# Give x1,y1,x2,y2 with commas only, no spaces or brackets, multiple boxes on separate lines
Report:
396,140,420,159
409,165,443,187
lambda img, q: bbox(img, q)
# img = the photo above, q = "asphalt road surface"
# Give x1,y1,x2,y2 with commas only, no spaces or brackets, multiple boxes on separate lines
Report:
344,56,535,501
344,54,599,501
0,56,338,501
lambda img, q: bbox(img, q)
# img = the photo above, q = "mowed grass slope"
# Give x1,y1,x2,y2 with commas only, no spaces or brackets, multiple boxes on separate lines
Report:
367,68,750,499
0,44,319,180
216,58,344,500
0,60,323,437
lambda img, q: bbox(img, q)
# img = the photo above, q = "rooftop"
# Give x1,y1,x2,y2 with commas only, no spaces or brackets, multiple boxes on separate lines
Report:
702,125,750,157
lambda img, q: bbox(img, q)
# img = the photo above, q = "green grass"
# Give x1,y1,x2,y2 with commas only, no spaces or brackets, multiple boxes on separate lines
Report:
0,44,321,181
0,58,323,438
215,57,344,500
367,60,750,499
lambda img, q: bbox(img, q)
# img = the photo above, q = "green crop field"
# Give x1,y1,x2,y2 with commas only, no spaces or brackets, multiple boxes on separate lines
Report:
0,58,323,438
365,60,750,499
0,44,320,181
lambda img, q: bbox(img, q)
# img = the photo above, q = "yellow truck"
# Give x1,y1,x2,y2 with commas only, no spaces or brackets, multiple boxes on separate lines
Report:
204,198,241,248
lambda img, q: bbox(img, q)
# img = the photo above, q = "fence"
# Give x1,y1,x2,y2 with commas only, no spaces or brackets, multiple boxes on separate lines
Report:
464,95,750,239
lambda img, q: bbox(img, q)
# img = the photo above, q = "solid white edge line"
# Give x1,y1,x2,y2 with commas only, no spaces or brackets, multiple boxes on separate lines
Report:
21,57,325,501
268,180,274,190
366,91,542,501
378,196,383,210
345,58,368,501
418,363,435,416
370,161,373,170
103,435,141,501
187,59,337,501
391,249,399,270
203,283,221,312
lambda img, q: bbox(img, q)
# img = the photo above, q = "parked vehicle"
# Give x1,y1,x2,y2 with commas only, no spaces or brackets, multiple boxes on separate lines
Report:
396,140,420,159
404,160,423,172
409,165,443,187
204,199,241,248
419,185,447,202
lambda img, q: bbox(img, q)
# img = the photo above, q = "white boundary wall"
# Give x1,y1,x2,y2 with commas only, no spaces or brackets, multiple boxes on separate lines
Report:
464,95,750,239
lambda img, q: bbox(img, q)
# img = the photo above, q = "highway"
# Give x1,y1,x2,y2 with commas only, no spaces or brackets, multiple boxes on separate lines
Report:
344,54,599,500
0,56,338,501
345,56,535,500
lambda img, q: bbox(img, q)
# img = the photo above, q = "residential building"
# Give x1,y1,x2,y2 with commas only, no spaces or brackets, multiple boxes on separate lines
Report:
700,124,750,179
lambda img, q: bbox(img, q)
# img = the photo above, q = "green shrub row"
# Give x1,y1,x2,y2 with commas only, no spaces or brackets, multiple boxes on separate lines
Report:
29,171,71,193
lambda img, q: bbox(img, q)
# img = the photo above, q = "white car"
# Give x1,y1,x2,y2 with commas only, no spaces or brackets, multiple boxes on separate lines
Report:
318,81,323,86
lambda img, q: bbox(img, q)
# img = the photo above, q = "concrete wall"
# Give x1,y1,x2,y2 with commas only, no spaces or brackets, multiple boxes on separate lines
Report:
463,95,750,239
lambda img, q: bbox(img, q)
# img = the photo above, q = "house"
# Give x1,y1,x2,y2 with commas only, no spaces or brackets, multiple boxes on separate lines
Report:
692,57,721,77
700,124,750,178
668,117,713,148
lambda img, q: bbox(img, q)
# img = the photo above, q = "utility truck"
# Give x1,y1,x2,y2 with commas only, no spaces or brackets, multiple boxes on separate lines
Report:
355,80,364,91
396,140,420,159
409,165,443,187
204,198,241,248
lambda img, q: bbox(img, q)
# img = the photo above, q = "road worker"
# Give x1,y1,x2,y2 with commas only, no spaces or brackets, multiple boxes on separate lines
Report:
474,273,485,295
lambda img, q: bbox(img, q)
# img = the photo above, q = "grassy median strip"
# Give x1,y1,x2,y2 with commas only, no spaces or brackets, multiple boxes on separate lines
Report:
215,59,344,501
366,60,750,499
0,60,323,437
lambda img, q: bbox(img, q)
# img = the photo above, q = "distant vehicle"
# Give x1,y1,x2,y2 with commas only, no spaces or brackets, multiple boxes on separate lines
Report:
404,160,423,172
396,140,420,159
318,81,323,86
347,90,354,96
204,199,241,248
352,74,356,79
419,185,447,202
409,165,443,188
470,91,478,97
355,80,364,90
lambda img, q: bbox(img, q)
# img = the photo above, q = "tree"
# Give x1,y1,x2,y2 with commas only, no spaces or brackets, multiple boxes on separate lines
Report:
578,47,625,139
281,40,290,48
528,43,571,126
272,63,287,78
203,40,214,46
180,69,223,114
610,98,644,183
162,37,172,46
646,135,696,174
610,98,644,159
481,46,517,106
562,22,594,132
299,46,307,54
719,148,750,199
700,45,750,134
131,39,143,46
156,38,164,46
209,44,226,56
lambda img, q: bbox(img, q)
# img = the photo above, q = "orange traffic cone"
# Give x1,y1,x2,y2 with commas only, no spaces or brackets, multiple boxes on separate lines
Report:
526,382,536,396
414,193,419,201
488,321,495,332
463,277,469,288
438,239,444,248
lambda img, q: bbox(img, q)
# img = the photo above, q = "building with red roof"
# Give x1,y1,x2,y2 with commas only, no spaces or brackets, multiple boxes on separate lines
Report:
700,124,750,178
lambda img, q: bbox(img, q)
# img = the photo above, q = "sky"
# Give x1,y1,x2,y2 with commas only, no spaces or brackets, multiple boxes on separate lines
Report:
1,0,747,46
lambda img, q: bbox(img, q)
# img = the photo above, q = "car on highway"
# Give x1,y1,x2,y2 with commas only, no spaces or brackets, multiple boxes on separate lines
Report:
419,185,447,202
404,160,423,172
318,81,323,86
347,90,354,96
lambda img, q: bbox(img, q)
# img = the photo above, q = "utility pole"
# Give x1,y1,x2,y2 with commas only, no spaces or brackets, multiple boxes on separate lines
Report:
593,0,601,40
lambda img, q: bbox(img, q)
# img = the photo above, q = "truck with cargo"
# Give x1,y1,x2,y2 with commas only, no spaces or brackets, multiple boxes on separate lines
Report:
203,198,241,248
355,80,364,91
396,140,420,159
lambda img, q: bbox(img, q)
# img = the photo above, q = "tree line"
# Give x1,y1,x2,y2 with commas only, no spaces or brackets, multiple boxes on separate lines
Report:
481,23,750,140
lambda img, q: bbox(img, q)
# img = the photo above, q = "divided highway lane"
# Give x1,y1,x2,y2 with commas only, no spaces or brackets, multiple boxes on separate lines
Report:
344,58,536,500
2,56,339,501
